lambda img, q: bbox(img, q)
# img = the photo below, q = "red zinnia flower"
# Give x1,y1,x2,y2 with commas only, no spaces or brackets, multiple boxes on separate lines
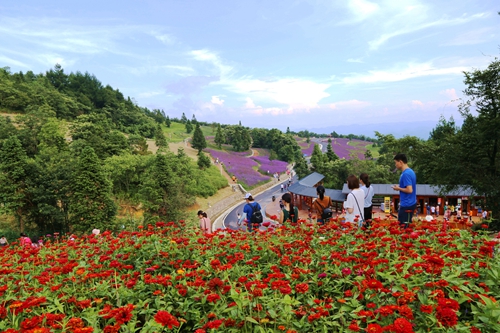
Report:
154,310,180,329
295,283,309,294
366,323,383,333
420,304,433,314
436,307,458,327
392,318,414,333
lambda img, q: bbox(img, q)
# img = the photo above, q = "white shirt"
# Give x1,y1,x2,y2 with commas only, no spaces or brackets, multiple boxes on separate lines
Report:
360,185,374,208
343,188,365,223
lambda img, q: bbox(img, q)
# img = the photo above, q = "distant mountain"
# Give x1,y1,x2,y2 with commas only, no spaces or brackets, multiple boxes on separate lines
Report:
296,120,462,139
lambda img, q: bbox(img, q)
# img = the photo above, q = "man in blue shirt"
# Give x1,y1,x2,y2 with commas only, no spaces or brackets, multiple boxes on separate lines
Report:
391,153,417,228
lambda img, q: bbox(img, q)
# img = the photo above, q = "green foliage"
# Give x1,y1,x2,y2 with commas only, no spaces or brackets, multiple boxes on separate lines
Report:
197,151,212,170
191,123,207,153
214,123,224,149
226,125,251,152
185,119,193,134
154,124,168,149
0,136,30,232
250,128,302,162
69,146,117,232
165,115,171,127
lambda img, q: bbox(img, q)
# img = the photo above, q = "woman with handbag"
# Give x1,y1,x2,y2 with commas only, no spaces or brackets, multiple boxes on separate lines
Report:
359,173,374,227
344,175,365,227
312,185,332,225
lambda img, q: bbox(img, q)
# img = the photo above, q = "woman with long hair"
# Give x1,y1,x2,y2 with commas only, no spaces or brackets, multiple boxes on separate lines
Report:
197,210,212,234
312,185,332,225
280,192,299,223
359,173,374,225
344,175,365,226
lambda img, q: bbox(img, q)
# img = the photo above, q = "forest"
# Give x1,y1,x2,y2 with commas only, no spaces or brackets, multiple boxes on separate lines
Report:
1,57,499,235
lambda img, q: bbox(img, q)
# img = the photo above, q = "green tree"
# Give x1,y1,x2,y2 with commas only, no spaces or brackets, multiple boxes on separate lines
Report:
185,120,193,134
69,146,117,232
326,138,338,162
191,123,207,153
197,151,212,170
155,124,168,150
140,153,185,222
310,144,326,172
214,124,224,149
180,112,188,124
0,136,31,232
165,115,171,128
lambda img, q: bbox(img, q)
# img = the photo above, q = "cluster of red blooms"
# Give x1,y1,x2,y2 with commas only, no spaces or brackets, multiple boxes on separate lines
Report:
0,218,498,332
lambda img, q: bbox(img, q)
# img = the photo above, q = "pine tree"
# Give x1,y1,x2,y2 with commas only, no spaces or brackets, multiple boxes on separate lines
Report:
185,120,193,134
0,136,30,232
165,115,171,128
69,146,116,232
326,138,338,162
191,123,207,153
180,112,187,124
155,124,168,150
197,151,212,169
214,124,224,149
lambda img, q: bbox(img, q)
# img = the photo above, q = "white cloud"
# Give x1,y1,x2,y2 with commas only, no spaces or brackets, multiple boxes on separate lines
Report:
342,61,468,84
341,0,379,23
190,49,233,77
440,88,459,101
230,78,330,108
329,100,370,109
347,58,364,63
443,27,495,46
211,96,224,105
369,12,487,50
154,33,175,45
412,100,424,108
36,53,76,68
0,55,29,68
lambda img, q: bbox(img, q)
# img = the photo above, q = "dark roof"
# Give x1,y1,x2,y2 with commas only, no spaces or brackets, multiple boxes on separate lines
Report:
298,172,324,187
341,184,479,197
288,183,346,202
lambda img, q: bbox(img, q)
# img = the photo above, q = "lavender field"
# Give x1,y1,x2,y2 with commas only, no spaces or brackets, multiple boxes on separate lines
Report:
251,155,288,175
329,138,370,159
206,149,270,187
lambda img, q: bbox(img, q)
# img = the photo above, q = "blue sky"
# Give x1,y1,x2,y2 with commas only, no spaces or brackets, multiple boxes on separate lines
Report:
0,0,498,138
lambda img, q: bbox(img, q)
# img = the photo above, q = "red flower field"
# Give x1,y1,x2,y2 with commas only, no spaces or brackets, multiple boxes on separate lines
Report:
0,219,499,332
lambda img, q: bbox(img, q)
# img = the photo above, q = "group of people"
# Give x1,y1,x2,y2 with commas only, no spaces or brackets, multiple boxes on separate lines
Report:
197,153,418,233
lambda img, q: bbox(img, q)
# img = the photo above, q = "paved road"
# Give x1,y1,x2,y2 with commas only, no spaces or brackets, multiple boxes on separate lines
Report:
223,176,297,231
311,138,327,153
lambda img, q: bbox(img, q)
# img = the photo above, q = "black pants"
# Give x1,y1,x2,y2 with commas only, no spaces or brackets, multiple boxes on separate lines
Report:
398,204,416,228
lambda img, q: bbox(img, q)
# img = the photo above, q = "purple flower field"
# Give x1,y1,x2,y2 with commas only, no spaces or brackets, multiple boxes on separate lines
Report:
251,155,288,174
206,149,269,187
301,143,315,156
325,138,369,159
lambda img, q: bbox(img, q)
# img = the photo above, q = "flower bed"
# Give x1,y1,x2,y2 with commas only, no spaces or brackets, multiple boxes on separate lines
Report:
251,156,288,175
1,220,499,332
206,149,269,186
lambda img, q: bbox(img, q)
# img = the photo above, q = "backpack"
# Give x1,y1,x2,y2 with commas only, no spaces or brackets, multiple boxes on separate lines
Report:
250,203,263,224
316,200,332,220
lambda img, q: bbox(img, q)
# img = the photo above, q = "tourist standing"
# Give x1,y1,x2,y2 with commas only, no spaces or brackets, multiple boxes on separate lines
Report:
243,193,263,232
344,175,365,227
0,235,8,247
280,193,299,223
197,210,212,234
312,185,332,225
391,153,417,228
359,173,374,225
